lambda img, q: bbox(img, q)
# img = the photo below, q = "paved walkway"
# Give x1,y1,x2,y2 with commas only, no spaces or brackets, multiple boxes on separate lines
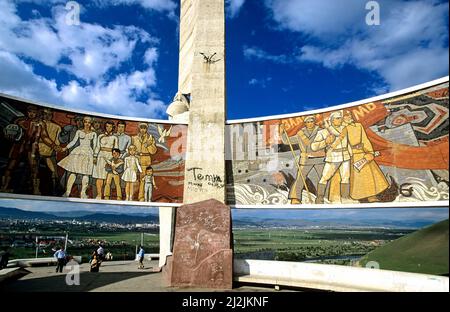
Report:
0,260,291,292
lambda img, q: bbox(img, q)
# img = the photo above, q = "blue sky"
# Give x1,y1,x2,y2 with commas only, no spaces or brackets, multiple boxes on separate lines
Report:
0,0,448,119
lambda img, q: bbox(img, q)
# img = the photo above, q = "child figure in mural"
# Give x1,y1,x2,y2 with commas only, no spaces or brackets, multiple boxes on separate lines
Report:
142,166,158,202
58,116,97,199
104,148,124,200
122,145,142,201
93,121,119,199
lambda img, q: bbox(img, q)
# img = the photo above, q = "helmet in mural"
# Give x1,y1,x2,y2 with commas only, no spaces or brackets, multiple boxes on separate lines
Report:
3,124,23,141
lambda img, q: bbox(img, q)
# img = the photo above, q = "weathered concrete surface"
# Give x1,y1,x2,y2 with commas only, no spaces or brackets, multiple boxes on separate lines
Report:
1,261,283,292
182,0,227,204
178,0,196,94
168,199,233,289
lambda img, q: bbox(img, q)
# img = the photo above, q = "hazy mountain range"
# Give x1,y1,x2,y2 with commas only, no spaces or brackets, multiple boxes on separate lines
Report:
0,207,158,224
1,206,447,229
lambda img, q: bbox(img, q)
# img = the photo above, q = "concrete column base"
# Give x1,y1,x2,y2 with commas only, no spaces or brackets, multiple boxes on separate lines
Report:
158,207,176,268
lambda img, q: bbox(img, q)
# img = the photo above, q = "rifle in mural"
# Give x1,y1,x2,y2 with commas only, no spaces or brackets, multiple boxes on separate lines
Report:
280,124,313,204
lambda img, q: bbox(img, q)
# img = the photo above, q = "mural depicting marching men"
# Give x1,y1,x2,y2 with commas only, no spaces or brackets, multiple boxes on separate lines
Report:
0,95,186,204
227,81,449,206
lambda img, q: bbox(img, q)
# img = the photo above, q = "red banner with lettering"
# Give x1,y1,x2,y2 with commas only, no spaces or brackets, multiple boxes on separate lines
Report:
262,101,449,170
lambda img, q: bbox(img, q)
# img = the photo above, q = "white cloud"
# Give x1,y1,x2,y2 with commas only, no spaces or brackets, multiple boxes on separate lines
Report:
264,0,449,91
0,51,61,103
265,0,366,38
1,5,155,82
59,68,165,117
95,0,177,12
144,47,159,66
243,46,289,64
227,0,246,18
16,0,177,13
249,77,272,88
0,1,168,118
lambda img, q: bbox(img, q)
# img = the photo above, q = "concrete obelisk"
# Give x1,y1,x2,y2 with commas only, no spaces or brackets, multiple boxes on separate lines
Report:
159,0,226,269
182,0,227,204
162,0,232,289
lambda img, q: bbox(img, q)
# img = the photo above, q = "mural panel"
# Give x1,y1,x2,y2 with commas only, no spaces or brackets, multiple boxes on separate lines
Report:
226,81,449,206
0,95,187,204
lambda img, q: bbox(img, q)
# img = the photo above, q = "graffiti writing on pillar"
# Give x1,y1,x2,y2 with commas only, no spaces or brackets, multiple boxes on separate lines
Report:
187,167,224,189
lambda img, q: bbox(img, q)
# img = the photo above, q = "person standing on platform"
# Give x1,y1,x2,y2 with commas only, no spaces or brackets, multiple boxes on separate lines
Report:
138,245,145,269
54,247,66,273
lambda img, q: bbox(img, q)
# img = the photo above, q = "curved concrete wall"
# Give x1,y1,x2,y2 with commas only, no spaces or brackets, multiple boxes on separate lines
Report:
0,93,187,205
234,259,449,292
226,77,449,208
1,77,448,209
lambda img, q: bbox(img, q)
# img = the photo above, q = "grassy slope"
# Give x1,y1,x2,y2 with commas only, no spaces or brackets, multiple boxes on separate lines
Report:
359,219,449,275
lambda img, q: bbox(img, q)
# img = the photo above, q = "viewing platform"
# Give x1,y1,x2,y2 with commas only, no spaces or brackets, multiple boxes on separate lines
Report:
0,260,290,292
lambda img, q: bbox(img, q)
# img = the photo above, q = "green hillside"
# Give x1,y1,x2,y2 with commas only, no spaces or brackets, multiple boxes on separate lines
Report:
359,219,449,275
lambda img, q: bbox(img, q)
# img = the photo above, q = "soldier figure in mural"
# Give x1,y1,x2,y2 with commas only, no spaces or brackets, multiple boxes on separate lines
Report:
342,110,389,202
58,116,97,199
93,121,119,199
38,108,62,195
311,111,353,204
132,123,157,201
1,105,42,195
281,116,325,204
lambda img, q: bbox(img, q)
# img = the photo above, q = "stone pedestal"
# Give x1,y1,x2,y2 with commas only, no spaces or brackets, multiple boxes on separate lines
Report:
164,198,233,289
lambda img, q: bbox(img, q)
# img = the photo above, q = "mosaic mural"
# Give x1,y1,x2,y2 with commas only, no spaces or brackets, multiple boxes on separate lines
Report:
226,81,449,206
0,95,187,204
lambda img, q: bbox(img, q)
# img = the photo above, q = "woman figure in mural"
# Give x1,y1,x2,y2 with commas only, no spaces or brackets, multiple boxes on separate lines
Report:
131,123,157,201
58,116,97,199
342,110,389,202
281,115,325,204
122,145,142,201
311,111,353,204
92,121,119,199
